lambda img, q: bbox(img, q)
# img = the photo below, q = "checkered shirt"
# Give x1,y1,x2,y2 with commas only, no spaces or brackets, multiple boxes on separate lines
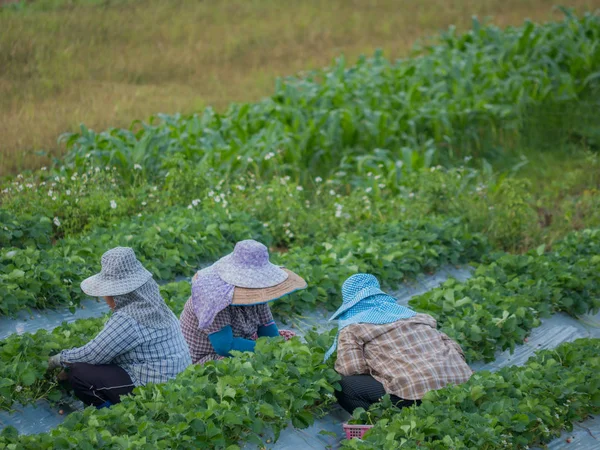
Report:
60,312,192,386
335,313,473,400
179,296,274,364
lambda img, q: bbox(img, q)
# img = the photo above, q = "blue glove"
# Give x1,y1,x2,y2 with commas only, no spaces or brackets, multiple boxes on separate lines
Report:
258,321,280,337
209,325,256,357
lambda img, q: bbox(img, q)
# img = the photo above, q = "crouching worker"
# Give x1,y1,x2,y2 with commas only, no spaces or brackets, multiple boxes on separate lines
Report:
47,247,192,409
180,239,306,364
325,274,472,414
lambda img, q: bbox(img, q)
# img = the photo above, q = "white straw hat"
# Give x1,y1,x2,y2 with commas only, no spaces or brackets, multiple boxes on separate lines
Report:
81,247,153,297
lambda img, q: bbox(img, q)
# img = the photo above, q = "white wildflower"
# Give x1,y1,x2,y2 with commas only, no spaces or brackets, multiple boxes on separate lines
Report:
329,190,335,196
192,199,201,207
187,205,193,209
215,196,221,203
52,196,57,201
263,223,269,228
41,167,47,171
409,192,415,198
247,157,253,163
365,187,373,193
134,164,142,170
208,190,215,198
296,186,303,191
110,200,117,209
15,385,22,392
378,184,385,189
53,217,61,227
264,152,275,161
66,190,71,196
315,177,323,183
142,202,147,206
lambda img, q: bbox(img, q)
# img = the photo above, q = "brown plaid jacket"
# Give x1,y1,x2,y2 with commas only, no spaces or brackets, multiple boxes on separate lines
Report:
334,313,472,400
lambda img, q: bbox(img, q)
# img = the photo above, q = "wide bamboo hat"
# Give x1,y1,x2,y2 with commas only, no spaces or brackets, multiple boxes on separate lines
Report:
212,239,306,305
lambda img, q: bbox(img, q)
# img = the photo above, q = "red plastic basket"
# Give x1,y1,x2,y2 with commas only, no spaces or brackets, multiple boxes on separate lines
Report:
343,423,374,439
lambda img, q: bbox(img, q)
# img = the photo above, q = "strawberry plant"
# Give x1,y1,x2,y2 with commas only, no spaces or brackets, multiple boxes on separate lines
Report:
0,329,341,449
0,281,190,411
342,338,600,449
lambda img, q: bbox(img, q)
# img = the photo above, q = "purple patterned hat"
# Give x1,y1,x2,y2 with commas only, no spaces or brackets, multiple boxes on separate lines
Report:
192,240,307,326
214,240,288,288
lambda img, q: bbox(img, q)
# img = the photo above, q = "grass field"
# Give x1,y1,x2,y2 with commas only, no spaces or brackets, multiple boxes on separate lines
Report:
1,0,598,175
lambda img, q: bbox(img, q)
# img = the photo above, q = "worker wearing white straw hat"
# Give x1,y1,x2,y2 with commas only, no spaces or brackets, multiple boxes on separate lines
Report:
46,247,192,409
179,239,307,364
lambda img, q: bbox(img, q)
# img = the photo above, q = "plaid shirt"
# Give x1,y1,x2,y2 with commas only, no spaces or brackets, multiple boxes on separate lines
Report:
335,313,472,400
60,312,192,386
179,297,274,364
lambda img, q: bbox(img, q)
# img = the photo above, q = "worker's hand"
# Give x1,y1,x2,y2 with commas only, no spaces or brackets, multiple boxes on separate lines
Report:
57,369,69,382
47,354,62,371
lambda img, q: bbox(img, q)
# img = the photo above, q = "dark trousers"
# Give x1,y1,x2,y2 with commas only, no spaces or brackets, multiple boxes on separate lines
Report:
335,374,419,414
66,363,135,407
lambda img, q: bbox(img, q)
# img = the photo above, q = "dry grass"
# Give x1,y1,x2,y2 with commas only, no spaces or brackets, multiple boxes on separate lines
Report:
1,0,598,175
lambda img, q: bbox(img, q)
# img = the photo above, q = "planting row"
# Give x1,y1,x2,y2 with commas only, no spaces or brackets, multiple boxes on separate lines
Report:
409,229,600,362
0,206,267,316
343,337,600,449
0,228,596,412
1,335,598,449
0,211,486,316
0,282,189,411
0,330,340,449
57,12,600,184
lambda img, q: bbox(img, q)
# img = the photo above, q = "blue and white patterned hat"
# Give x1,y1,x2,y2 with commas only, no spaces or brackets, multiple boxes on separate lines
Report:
81,247,153,297
324,273,417,361
328,273,388,321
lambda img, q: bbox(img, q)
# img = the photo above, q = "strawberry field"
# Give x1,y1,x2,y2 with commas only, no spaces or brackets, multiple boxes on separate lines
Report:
1,10,600,449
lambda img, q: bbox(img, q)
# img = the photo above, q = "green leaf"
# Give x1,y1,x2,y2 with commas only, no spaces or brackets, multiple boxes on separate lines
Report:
20,371,37,387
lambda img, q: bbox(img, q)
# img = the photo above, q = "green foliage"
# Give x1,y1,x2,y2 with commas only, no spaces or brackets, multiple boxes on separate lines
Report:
273,218,488,318
342,338,600,449
409,229,600,362
0,210,53,249
0,281,191,411
0,317,107,411
56,13,600,183
0,206,267,316
0,330,340,449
